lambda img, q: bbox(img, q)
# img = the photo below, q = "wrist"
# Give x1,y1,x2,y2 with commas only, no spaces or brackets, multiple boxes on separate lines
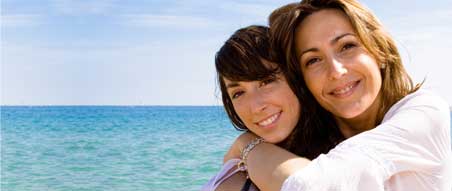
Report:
237,132,259,149
237,137,266,173
223,132,258,163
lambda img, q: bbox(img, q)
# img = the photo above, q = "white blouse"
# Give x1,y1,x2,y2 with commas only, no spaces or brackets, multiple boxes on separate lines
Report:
282,89,452,191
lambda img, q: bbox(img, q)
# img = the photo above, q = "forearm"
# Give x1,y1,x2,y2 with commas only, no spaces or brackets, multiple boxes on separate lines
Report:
224,132,258,163
246,142,311,191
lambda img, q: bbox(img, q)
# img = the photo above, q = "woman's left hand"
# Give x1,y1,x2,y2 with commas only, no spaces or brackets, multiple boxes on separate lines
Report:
223,132,259,163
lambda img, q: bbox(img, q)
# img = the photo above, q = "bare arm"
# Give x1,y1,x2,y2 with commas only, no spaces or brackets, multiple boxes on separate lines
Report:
247,142,310,191
225,132,311,191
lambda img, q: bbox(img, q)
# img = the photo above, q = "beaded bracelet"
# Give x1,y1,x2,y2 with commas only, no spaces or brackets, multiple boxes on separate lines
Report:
237,137,265,173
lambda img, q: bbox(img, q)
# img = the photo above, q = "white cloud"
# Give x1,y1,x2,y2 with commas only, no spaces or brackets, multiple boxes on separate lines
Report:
1,39,221,105
1,14,43,27
435,9,452,18
382,8,452,105
50,0,116,15
2,0,451,105
119,14,222,29
218,2,279,23
384,8,452,35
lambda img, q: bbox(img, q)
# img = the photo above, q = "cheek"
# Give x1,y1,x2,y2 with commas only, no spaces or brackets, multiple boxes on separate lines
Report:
291,99,301,122
276,83,300,114
371,72,382,93
232,102,248,122
286,92,301,114
304,74,323,98
365,59,383,91
280,89,301,129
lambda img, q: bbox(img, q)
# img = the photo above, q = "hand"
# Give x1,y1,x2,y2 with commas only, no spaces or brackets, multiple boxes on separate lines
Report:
223,132,259,163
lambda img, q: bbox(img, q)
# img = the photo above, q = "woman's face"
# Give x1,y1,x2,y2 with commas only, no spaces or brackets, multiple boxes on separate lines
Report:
294,9,382,120
224,61,300,143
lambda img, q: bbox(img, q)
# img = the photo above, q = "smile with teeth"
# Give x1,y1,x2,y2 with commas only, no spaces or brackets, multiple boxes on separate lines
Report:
257,112,281,127
330,80,360,96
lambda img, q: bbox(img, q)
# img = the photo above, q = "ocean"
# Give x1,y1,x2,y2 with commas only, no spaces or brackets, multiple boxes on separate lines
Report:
1,106,451,191
1,106,239,191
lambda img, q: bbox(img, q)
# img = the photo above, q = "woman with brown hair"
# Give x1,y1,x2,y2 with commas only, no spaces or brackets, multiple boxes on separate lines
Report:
202,25,343,190
224,0,451,190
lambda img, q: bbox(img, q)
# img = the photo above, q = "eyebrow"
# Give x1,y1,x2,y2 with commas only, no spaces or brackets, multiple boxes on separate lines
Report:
298,33,356,59
331,33,355,44
225,82,240,89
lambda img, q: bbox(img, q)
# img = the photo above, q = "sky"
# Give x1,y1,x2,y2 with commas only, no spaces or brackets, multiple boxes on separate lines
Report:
2,0,452,106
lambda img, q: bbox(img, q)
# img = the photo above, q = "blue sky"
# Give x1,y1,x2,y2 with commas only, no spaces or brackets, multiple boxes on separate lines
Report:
2,0,452,106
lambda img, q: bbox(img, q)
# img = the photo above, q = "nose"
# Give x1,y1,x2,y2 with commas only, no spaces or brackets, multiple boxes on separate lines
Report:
327,57,347,80
249,90,267,114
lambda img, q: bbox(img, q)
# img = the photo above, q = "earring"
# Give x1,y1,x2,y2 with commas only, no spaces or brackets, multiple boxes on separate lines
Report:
380,63,386,69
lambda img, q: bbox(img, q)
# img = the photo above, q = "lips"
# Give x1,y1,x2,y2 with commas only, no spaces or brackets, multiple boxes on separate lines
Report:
329,80,360,97
256,112,281,128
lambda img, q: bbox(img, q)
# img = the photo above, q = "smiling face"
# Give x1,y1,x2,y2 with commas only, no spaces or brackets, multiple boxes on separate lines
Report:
295,9,382,125
223,61,300,143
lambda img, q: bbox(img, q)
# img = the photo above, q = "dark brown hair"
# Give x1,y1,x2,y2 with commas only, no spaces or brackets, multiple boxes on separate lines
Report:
216,25,279,131
271,0,421,126
216,25,343,159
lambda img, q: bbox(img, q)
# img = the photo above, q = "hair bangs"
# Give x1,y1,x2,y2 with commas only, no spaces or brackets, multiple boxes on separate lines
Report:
215,25,280,82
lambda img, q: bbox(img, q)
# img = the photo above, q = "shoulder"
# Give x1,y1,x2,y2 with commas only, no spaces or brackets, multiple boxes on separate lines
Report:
381,89,450,137
384,89,450,121
356,89,451,174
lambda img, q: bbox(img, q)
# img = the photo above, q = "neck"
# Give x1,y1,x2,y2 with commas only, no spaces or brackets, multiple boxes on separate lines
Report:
336,94,382,138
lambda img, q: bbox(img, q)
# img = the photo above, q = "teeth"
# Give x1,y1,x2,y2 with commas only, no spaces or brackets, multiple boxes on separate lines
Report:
333,84,354,95
258,113,279,126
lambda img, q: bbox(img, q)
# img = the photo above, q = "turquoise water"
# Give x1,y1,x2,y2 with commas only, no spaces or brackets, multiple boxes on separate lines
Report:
1,106,240,191
1,106,451,191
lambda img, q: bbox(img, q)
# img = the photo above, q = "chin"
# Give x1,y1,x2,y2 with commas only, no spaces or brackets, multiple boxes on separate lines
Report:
337,109,363,119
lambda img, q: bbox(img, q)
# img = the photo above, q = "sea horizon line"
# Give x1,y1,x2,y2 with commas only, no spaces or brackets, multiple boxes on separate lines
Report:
0,104,224,107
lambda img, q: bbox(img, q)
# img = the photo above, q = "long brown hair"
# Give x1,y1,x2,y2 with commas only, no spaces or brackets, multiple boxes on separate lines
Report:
271,0,421,126
216,25,343,159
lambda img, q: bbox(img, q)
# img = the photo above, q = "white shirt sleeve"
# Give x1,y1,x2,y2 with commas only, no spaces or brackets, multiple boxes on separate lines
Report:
281,90,451,191
281,144,388,191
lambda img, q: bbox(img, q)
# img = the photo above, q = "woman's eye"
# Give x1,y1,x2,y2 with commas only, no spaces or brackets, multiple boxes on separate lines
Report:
260,77,277,87
231,91,244,99
341,43,356,51
305,58,320,67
